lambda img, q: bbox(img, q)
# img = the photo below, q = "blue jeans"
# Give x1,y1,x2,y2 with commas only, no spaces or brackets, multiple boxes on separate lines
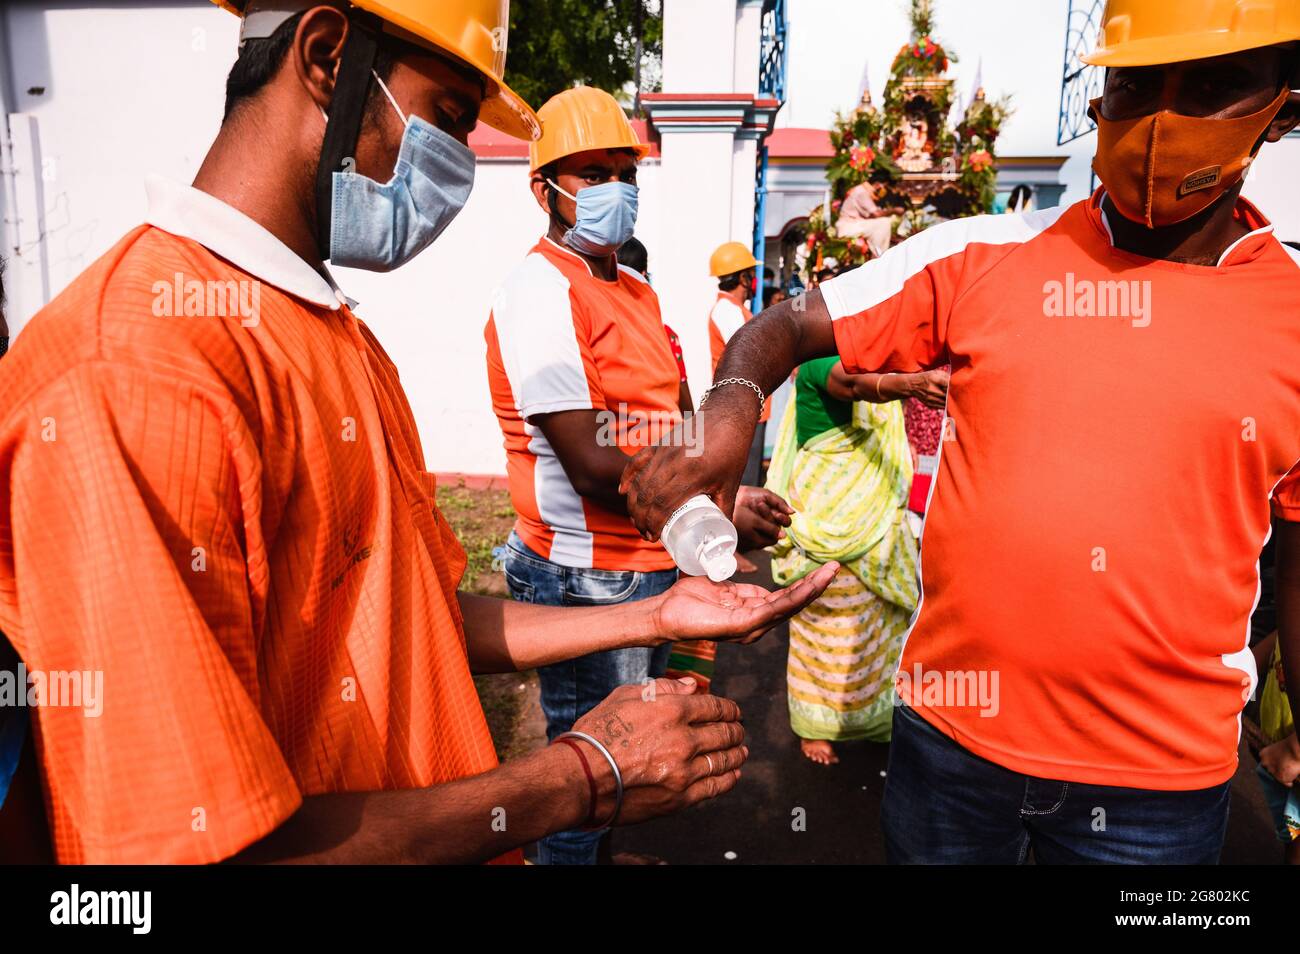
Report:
881,704,1232,864
502,531,676,865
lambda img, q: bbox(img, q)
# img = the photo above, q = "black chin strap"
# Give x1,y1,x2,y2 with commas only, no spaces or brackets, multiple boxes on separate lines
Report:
314,10,382,262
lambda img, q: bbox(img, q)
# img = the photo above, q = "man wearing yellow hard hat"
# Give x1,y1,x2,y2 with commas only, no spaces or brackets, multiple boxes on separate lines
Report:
0,1,836,864
622,0,1300,863
708,241,773,487
484,86,795,864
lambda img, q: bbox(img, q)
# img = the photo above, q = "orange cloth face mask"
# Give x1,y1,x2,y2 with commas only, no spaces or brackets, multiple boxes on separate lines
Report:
1089,86,1288,229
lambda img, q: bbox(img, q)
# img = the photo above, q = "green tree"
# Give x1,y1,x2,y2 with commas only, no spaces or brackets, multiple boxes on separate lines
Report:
505,0,662,108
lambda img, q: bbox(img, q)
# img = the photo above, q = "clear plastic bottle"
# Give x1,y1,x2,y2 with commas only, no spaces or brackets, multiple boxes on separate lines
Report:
660,495,739,582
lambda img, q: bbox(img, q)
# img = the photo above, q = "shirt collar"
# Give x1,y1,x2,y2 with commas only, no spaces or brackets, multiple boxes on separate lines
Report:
537,235,626,284
144,174,354,310
1087,186,1275,268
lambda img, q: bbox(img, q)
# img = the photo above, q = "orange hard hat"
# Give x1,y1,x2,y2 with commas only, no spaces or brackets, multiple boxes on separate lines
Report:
211,0,540,140
529,86,651,173
1082,0,1300,67
709,241,760,278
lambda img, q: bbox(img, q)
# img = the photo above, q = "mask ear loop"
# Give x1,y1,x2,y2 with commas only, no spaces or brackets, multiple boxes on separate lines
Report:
547,179,578,202
319,74,404,155
546,178,578,231
372,69,408,126
1244,85,1294,173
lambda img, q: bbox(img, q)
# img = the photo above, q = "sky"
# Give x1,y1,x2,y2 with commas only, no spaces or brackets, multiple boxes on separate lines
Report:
778,0,1098,204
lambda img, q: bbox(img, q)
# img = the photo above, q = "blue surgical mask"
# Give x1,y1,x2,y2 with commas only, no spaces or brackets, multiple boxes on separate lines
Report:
548,179,638,257
327,71,476,271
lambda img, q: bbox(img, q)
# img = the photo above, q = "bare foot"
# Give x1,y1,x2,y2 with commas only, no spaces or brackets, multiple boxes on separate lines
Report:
800,738,839,765
735,553,759,574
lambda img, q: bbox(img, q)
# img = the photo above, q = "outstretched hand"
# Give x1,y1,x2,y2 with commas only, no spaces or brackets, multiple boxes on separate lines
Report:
651,562,840,645
733,485,794,551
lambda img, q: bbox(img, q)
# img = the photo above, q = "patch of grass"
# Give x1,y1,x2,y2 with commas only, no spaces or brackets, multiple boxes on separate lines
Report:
438,482,515,597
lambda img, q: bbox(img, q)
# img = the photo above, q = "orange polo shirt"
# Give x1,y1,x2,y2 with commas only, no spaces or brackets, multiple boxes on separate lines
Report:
485,237,680,572
0,177,514,863
823,188,1300,791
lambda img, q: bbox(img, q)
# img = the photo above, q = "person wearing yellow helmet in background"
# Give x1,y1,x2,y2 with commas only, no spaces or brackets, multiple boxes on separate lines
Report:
707,241,773,489
620,0,1300,863
0,1,838,865
484,86,798,864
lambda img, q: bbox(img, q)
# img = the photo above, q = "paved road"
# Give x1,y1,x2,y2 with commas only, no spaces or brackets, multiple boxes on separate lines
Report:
612,554,1281,865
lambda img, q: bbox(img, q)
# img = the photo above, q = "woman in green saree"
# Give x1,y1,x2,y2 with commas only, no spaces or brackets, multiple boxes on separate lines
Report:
766,357,948,764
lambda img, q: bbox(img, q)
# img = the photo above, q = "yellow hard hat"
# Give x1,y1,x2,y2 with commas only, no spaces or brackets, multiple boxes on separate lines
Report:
211,0,540,141
529,86,651,173
709,241,760,278
1082,0,1300,67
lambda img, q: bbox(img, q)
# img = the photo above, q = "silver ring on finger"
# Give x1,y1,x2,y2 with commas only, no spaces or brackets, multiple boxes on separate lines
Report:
705,753,715,775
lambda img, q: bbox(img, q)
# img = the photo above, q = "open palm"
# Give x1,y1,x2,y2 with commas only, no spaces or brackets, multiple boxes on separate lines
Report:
654,562,840,645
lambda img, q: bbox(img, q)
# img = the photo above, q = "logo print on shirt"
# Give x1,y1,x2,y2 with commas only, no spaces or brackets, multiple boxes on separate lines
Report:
333,520,372,590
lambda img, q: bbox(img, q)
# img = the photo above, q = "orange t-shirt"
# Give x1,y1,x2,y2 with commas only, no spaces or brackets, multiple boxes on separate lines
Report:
709,293,771,423
823,188,1300,791
0,178,513,863
485,237,680,571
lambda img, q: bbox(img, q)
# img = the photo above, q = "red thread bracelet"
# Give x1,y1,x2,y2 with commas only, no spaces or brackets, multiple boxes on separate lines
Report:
556,737,598,828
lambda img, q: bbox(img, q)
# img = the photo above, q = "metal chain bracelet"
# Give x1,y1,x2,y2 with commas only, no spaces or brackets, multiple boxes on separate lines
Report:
553,730,624,831
699,376,765,411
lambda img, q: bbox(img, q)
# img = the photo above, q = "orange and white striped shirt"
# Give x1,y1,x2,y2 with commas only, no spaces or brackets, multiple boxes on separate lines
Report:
486,238,680,572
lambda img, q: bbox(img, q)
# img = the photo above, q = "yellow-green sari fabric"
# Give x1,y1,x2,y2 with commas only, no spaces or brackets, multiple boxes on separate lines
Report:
766,394,919,741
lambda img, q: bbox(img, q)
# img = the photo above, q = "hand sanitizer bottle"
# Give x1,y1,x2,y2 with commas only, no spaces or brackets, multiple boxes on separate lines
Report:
660,495,739,582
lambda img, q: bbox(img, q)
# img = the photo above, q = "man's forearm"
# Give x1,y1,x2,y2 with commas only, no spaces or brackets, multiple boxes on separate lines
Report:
715,291,834,397
459,591,662,674
561,446,630,514
620,292,839,537
230,741,588,864
707,291,838,426
534,410,632,514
